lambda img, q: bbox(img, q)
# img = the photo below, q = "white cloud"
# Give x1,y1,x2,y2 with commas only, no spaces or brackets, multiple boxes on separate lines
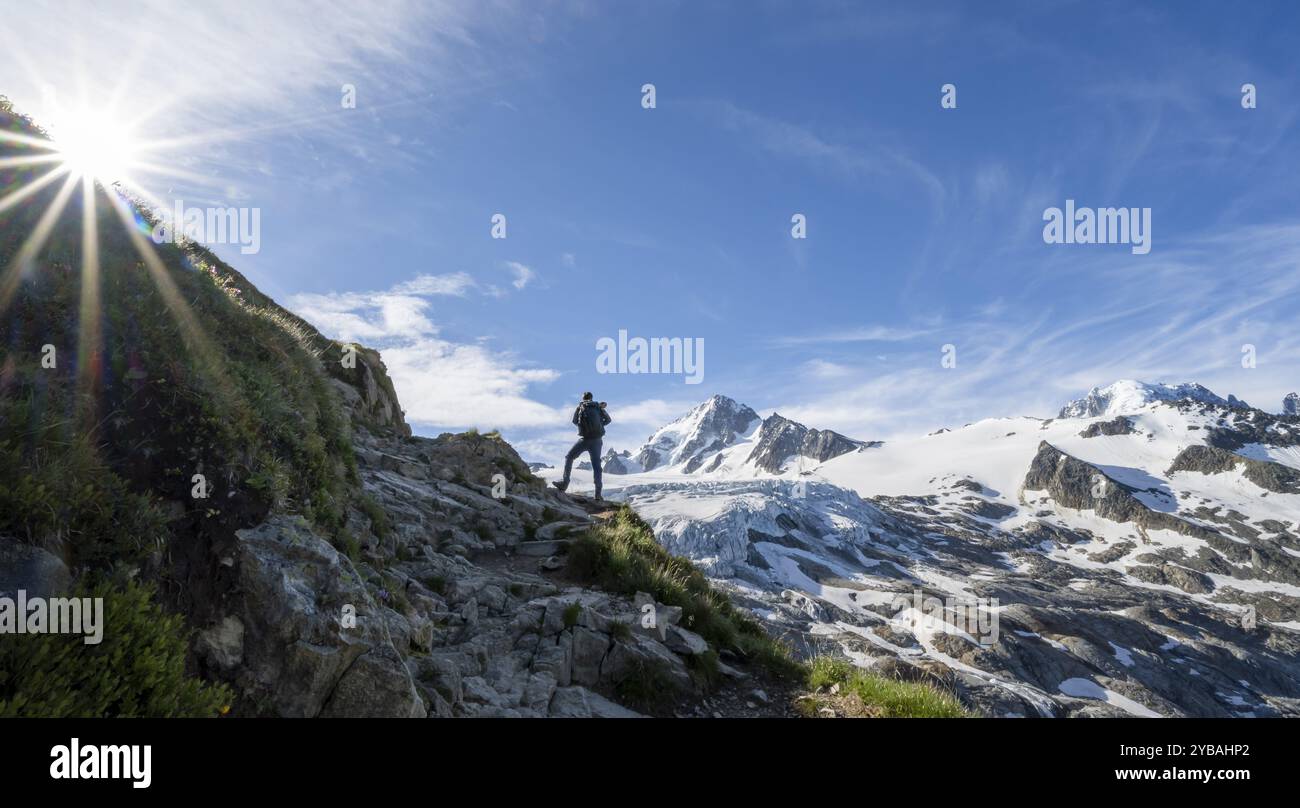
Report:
287,272,472,343
288,271,562,431
394,272,476,297
506,261,535,290
382,338,563,430
803,359,854,380
612,398,701,429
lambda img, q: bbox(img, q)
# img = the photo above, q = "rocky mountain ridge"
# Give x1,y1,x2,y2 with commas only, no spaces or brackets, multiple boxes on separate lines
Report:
628,394,870,476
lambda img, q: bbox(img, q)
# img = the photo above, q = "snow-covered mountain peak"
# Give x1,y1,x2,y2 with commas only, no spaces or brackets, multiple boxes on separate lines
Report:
1058,379,1245,419
628,395,871,476
633,394,761,472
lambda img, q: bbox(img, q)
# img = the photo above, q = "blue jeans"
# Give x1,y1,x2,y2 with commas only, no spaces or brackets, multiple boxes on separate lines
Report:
562,437,602,496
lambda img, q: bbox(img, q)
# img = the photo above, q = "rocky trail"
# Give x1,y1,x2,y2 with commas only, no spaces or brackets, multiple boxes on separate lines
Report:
192,398,809,718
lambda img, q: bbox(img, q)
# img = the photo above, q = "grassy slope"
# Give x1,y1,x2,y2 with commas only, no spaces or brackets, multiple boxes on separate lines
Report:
0,97,376,715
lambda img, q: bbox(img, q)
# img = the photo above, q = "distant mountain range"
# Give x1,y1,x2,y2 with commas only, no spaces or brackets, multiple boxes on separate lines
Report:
542,382,1300,716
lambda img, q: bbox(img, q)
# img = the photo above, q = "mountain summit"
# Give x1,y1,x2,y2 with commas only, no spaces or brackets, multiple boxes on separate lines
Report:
631,394,868,475
1058,380,1247,418
634,394,761,472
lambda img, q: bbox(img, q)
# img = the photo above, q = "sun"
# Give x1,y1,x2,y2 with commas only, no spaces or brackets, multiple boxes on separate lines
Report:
49,106,141,185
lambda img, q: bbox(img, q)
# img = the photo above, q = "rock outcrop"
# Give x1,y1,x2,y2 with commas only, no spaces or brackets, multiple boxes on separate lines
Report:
1078,416,1134,438
1167,445,1300,494
745,414,867,474
1024,441,1221,542
328,344,411,436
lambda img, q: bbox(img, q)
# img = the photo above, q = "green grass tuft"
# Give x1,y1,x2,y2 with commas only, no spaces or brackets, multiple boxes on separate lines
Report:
803,656,969,718
0,581,232,718
562,602,582,628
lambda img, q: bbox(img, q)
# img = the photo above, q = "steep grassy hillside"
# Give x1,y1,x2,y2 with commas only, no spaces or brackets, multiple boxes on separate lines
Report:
0,97,405,715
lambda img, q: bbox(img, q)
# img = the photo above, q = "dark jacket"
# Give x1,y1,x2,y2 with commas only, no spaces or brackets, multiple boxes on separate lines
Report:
573,401,611,438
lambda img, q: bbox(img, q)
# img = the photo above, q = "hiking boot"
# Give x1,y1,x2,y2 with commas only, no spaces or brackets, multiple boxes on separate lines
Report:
551,480,568,492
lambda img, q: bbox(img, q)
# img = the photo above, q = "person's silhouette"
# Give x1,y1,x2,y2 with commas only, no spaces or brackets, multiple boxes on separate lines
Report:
553,392,611,500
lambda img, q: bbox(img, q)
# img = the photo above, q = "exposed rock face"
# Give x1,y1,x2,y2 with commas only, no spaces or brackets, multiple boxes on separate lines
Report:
745,413,867,474
1285,393,1299,416
1204,406,1300,451
1126,562,1214,594
1024,441,1219,541
1167,445,1240,475
197,516,423,718
1078,416,1134,438
1024,441,1300,591
634,395,760,472
328,344,411,437
1168,445,1300,494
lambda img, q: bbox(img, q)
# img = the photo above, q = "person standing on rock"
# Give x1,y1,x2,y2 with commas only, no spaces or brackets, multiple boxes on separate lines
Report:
553,392,611,500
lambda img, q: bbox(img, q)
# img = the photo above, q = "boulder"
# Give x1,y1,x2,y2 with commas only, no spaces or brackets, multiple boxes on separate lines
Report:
0,539,71,599
218,516,424,717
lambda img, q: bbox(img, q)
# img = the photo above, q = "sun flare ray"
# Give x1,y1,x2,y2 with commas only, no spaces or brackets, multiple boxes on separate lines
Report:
0,169,81,313
0,163,74,217
75,173,102,404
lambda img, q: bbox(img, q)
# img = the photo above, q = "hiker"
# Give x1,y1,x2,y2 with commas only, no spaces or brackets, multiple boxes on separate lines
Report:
553,392,611,500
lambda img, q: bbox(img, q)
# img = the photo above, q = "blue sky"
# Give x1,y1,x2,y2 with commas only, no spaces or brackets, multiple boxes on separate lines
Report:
6,0,1300,461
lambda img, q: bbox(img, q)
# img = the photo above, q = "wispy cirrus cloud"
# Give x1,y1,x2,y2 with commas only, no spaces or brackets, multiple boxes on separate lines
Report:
0,0,522,206
768,325,935,347
1,0,488,123
763,220,1300,441
704,101,947,209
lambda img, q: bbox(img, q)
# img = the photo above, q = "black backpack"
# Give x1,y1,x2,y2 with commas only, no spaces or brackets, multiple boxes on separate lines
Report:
578,402,604,438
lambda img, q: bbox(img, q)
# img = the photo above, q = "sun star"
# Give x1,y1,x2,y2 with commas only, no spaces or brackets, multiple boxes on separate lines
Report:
49,105,142,185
